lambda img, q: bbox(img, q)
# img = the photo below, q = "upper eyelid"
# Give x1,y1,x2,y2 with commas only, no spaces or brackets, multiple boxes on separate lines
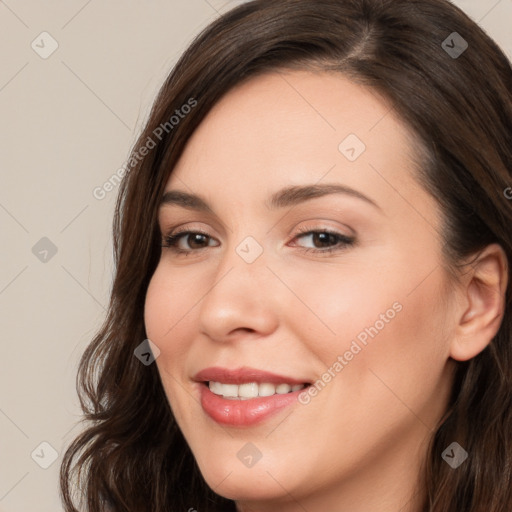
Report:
159,218,227,238
160,215,356,235
158,197,371,235
161,224,353,238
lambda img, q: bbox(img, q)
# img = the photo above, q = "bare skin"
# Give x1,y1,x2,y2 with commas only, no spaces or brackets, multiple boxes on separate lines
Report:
144,70,508,512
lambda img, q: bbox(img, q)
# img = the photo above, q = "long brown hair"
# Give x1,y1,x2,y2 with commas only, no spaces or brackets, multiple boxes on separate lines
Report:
60,0,512,510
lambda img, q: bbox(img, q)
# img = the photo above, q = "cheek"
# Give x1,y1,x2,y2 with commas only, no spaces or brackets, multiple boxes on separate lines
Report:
281,257,405,363
144,269,169,342
144,261,196,335
143,264,193,362
326,268,451,426
143,265,199,420
293,253,451,404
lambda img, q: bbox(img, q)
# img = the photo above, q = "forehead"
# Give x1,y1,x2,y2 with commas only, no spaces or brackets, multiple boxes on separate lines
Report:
175,70,399,161
164,69,432,223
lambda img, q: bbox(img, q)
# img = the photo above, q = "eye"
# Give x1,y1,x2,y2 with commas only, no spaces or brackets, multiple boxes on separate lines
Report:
160,227,356,256
161,229,219,254
290,228,355,254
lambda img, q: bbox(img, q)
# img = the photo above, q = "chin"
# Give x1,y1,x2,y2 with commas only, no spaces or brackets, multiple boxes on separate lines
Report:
204,473,286,502
195,454,303,502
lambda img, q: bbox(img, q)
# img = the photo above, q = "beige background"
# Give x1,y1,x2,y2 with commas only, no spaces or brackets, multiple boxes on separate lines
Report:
0,1,510,510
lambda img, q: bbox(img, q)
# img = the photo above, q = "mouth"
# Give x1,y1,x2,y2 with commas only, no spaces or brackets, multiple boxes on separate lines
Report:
193,367,312,427
205,381,308,399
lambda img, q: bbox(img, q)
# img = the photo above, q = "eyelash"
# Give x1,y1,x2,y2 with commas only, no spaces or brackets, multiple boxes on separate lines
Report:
161,226,355,256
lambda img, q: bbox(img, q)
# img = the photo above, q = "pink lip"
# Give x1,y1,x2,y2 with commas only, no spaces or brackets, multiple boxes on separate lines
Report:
193,367,310,427
193,366,309,385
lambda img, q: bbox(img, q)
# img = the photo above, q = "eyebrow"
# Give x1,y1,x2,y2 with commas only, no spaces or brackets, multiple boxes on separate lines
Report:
159,183,381,213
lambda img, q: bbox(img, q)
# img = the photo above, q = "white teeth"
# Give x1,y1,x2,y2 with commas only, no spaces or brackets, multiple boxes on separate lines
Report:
221,383,238,398
275,383,292,394
208,381,306,399
239,382,259,399
258,383,276,397
209,381,222,395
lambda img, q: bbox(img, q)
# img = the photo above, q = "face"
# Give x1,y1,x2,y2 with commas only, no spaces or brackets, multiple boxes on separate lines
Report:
144,70,458,509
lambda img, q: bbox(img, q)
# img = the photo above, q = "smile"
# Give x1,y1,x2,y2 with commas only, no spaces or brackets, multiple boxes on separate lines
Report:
208,381,307,399
194,367,312,426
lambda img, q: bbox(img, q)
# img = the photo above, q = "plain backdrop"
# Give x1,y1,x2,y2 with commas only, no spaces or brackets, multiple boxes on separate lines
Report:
0,1,511,510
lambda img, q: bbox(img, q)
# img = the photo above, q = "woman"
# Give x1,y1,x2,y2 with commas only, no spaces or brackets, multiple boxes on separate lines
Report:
60,0,512,510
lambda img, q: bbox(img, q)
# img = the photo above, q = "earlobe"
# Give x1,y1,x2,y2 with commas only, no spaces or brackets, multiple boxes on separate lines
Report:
450,243,509,362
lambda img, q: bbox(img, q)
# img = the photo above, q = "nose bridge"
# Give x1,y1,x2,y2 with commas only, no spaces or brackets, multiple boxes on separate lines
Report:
197,232,280,339
208,233,272,305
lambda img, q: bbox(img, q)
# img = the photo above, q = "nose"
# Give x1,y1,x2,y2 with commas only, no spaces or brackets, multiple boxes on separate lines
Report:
197,241,280,343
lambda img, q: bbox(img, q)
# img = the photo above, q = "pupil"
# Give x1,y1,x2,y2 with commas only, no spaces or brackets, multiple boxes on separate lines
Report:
314,232,334,248
190,234,207,248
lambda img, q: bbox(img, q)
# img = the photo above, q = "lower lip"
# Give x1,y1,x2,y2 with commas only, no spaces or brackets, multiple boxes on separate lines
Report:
198,383,306,427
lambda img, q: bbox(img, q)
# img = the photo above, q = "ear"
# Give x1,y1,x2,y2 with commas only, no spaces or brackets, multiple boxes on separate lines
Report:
450,243,509,362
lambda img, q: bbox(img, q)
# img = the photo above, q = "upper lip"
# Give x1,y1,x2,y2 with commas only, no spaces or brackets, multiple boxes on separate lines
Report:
194,366,311,386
